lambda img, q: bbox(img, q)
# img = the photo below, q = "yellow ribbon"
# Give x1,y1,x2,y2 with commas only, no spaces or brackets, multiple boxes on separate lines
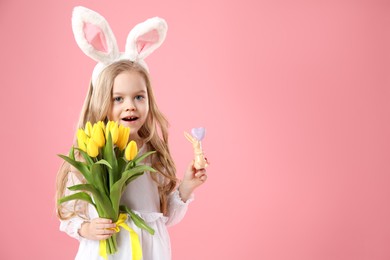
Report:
99,213,142,260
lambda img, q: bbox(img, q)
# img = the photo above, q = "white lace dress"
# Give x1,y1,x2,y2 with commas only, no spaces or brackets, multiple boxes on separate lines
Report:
59,146,193,260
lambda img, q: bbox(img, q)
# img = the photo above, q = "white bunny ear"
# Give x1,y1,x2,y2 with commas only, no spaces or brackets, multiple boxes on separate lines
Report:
72,6,120,64
125,17,168,61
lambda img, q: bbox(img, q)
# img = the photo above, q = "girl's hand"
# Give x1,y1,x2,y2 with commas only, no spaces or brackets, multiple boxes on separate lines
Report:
79,218,117,240
178,161,208,202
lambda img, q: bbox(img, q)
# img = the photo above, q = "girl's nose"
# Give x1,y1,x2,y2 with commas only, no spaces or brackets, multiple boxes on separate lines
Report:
125,101,136,111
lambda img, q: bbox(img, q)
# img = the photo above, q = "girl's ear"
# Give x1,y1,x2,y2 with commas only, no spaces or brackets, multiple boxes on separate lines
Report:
125,17,168,61
72,6,120,65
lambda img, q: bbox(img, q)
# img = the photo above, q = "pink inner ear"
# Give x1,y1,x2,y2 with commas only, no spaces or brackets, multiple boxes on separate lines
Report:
83,22,108,53
137,29,159,54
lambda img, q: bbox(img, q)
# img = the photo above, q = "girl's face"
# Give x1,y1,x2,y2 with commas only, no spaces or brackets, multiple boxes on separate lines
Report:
108,70,149,140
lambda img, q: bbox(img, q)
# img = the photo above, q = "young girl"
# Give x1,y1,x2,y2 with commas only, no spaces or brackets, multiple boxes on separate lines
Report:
56,7,207,260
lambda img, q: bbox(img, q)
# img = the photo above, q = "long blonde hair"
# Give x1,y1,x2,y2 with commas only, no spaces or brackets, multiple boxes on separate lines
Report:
56,60,177,220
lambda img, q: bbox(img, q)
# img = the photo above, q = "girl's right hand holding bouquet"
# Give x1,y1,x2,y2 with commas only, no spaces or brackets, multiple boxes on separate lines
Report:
79,218,117,241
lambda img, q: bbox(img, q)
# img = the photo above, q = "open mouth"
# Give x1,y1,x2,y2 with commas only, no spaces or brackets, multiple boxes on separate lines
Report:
122,116,138,122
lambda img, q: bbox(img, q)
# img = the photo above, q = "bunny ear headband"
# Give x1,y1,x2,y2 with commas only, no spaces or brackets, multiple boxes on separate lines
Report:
72,6,167,86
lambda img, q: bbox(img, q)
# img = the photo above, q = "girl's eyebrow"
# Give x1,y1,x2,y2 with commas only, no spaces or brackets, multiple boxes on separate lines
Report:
113,90,147,95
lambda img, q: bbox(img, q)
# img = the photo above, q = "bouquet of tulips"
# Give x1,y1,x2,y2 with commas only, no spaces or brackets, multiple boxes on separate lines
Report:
58,121,155,259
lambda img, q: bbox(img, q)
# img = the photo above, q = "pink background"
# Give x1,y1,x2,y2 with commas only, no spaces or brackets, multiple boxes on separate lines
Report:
1,0,390,259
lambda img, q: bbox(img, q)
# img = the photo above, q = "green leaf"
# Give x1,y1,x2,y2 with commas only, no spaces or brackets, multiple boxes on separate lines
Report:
95,159,113,169
57,192,96,210
58,154,93,184
124,151,157,172
69,147,75,160
110,165,155,212
119,205,155,235
67,181,116,220
91,163,108,196
89,164,118,219
74,148,94,166
67,184,99,196
133,151,156,165
117,157,127,173
124,161,135,172
103,133,119,186
124,172,143,187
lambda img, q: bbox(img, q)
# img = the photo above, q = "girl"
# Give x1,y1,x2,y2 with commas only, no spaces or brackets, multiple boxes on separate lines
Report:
56,7,207,260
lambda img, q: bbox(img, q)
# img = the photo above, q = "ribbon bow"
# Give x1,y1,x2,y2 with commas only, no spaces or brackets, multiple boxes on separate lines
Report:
99,213,142,260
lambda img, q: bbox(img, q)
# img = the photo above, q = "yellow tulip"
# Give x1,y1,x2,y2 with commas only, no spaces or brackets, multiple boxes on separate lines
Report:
123,126,130,150
91,123,105,148
111,122,119,144
117,125,130,150
105,121,113,139
98,121,105,133
106,121,119,144
125,141,138,161
85,122,93,137
105,121,112,133
87,138,99,157
77,129,88,152
116,125,124,149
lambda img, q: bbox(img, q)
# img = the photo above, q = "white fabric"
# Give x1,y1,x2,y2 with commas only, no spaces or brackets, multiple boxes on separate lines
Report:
59,145,194,260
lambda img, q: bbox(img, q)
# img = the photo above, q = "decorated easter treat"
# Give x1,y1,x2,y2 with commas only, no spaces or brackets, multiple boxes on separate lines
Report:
184,127,209,170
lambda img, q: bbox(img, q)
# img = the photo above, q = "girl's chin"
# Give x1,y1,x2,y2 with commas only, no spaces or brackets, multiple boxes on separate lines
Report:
120,120,140,132
120,119,137,127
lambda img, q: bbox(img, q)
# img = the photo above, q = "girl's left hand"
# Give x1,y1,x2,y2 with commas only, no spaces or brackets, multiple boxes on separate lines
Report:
178,161,207,202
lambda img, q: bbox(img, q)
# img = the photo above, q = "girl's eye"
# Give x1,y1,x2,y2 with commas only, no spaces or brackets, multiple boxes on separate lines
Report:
113,97,123,102
135,95,145,101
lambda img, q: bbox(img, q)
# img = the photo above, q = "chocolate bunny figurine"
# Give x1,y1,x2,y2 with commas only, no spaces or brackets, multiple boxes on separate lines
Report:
184,127,209,170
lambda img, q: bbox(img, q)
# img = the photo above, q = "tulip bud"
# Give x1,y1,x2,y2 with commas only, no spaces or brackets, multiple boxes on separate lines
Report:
125,140,138,161
105,121,112,139
87,138,99,157
98,121,106,134
117,125,124,150
105,121,118,143
92,123,105,148
111,122,119,144
85,122,93,137
117,125,130,150
124,127,130,149
77,129,88,152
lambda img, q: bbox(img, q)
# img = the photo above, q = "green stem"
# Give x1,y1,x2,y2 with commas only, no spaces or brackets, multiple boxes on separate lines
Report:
106,235,117,255
112,233,118,251
119,205,155,235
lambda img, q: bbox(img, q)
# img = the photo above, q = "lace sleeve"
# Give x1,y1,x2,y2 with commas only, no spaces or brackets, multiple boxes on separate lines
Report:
58,171,89,241
165,189,194,227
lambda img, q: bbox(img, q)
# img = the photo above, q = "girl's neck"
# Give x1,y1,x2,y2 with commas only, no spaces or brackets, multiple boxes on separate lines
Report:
130,135,144,149
136,139,144,149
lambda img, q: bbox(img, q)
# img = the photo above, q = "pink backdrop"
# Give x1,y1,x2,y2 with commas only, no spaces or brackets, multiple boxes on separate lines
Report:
1,0,389,259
